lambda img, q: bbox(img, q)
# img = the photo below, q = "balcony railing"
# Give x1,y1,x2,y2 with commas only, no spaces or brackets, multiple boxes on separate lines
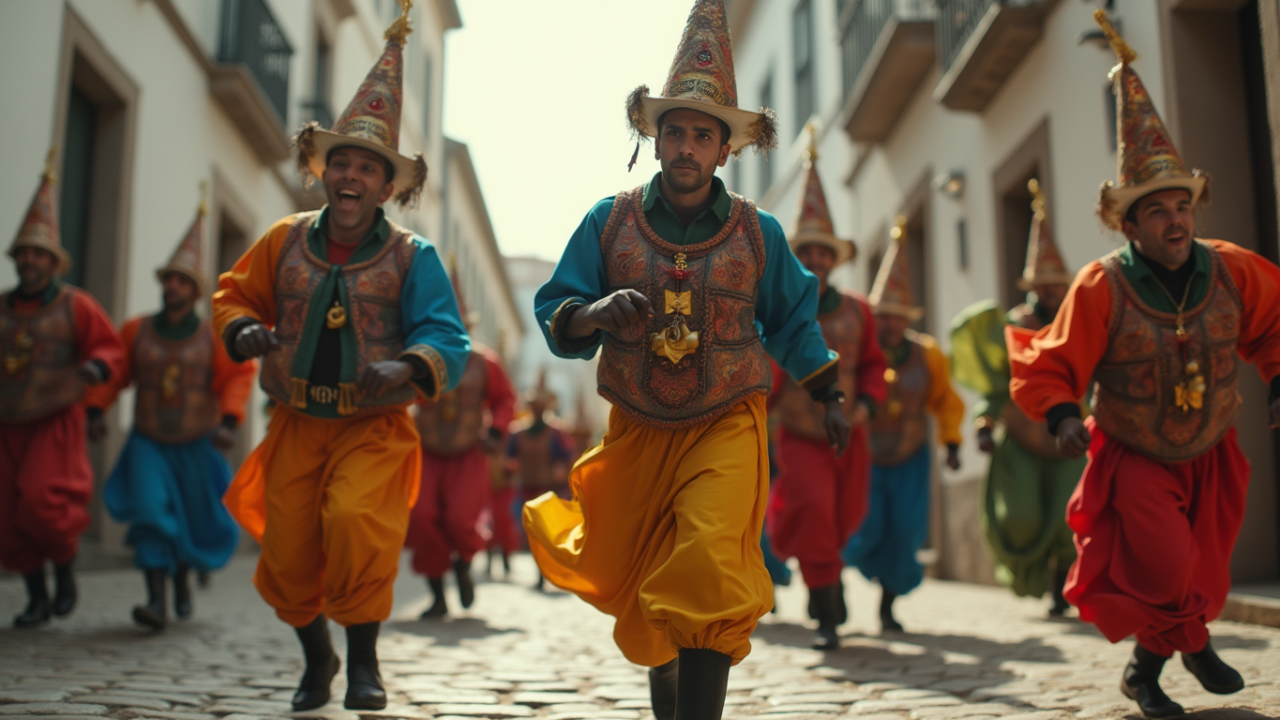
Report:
218,0,293,126
936,0,1037,72
840,0,936,100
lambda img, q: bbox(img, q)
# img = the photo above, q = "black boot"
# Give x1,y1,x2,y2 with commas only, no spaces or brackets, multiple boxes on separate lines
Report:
52,557,77,617
649,658,678,720
345,621,387,710
674,648,731,720
421,577,448,618
196,569,211,588
292,614,339,711
132,569,168,630
454,556,475,609
173,565,192,619
809,584,840,651
1120,643,1184,718
13,569,50,629
1049,564,1070,617
879,587,903,634
501,551,511,578
1181,638,1244,695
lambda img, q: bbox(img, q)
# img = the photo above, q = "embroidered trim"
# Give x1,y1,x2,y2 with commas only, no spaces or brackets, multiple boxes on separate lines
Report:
798,354,840,391
627,187,746,258
401,344,447,402
599,386,770,430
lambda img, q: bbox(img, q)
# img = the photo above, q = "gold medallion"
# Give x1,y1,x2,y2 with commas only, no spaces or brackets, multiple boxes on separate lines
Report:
326,301,347,329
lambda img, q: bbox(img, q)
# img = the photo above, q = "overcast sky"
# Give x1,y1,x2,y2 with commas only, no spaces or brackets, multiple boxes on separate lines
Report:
443,0,702,262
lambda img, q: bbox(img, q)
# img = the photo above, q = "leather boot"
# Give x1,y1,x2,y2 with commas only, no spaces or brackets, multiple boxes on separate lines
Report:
132,569,168,630
809,584,840,650
291,614,339,711
52,557,77,617
1181,638,1244,695
13,569,51,629
674,648,731,720
173,565,193,619
879,587,903,633
1120,643,1184,718
344,621,387,710
454,556,475,609
649,658,678,720
1048,564,1070,617
422,577,448,618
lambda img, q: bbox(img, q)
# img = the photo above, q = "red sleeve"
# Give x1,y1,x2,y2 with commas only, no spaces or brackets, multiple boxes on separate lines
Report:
854,296,888,404
210,324,258,423
1010,262,1113,421
83,316,138,410
481,348,516,437
70,289,125,385
1212,240,1280,382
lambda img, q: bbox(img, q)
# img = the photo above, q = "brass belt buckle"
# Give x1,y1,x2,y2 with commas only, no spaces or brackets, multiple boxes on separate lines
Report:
309,384,340,404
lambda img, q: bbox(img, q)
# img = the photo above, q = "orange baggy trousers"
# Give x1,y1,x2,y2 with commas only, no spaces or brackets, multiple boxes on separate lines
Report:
223,405,421,627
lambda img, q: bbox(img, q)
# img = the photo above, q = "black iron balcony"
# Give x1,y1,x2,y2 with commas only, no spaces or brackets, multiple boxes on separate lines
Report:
933,0,1056,112
839,0,937,143
211,0,294,162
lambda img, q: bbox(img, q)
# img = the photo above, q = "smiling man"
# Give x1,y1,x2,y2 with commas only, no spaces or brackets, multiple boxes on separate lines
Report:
1010,14,1280,718
211,3,469,713
523,3,847,719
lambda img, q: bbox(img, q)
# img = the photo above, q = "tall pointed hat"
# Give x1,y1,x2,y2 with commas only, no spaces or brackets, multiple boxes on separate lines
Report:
156,184,208,294
294,0,427,208
527,367,556,408
789,124,855,266
625,0,777,158
868,216,923,320
1018,178,1072,290
9,148,71,276
1094,9,1207,230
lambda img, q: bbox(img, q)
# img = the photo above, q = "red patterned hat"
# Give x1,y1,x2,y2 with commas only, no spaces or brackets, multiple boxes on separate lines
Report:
8,148,71,276
294,0,427,208
789,126,855,266
1094,9,1206,230
1018,179,1072,290
625,0,777,156
156,184,208,295
868,217,923,321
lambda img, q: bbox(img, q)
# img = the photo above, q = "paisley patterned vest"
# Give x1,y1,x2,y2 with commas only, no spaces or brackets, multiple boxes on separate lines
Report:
776,291,865,440
514,425,564,491
1000,305,1062,458
1092,245,1242,463
416,350,487,456
597,187,771,429
259,212,419,417
870,334,930,466
132,317,220,444
0,288,83,422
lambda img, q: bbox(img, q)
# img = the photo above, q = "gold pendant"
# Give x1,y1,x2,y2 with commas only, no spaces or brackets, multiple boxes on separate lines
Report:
664,289,693,316
884,368,898,384
1174,375,1206,413
4,329,33,375
326,301,347,329
650,322,700,364
161,364,182,399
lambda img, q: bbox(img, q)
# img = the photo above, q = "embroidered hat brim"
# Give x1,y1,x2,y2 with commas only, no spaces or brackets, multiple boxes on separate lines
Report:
788,235,856,267
307,129,427,205
1098,174,1208,231
638,96,770,154
871,301,925,321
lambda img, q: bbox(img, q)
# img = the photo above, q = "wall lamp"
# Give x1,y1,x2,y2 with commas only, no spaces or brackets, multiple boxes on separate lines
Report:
933,170,965,200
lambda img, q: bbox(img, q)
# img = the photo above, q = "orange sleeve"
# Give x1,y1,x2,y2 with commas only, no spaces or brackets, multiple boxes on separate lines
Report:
1010,262,1113,421
1210,240,1280,383
211,216,295,345
83,316,141,410
70,288,125,388
210,323,258,423
921,337,965,446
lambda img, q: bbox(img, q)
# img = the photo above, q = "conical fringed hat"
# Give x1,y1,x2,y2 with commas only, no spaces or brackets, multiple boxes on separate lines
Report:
625,0,777,159
156,184,208,294
9,148,71,276
527,367,556,408
868,216,923,321
1018,179,1072,290
294,0,426,208
1094,9,1207,230
789,125,855,266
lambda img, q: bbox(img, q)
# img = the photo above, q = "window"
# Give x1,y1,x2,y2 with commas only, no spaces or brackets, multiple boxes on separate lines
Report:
759,73,774,194
60,86,96,289
793,0,815,128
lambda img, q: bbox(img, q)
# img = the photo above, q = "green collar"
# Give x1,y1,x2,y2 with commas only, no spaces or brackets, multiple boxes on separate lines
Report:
885,339,912,367
306,206,390,264
7,279,61,308
1115,240,1211,314
153,309,200,341
817,285,842,316
640,172,731,246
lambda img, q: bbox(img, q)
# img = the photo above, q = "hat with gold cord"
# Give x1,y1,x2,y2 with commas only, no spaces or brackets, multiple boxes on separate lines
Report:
789,124,856,266
1018,179,1073,290
868,216,924,321
8,147,72,276
156,183,209,295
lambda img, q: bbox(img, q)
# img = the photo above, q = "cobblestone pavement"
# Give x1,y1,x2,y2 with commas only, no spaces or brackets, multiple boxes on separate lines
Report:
1,554,1277,720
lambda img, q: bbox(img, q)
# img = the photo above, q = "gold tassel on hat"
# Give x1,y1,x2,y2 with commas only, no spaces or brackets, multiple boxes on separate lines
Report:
41,146,57,184
1093,9,1137,70
384,0,413,46
290,378,309,409
337,383,359,416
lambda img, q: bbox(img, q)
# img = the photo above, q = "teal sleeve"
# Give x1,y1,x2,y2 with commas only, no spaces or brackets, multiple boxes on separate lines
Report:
400,239,472,396
533,198,615,361
754,210,838,388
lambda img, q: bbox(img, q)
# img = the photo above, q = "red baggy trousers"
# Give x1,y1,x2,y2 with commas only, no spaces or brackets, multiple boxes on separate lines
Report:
1065,418,1249,656
489,486,520,555
767,424,872,588
405,445,492,578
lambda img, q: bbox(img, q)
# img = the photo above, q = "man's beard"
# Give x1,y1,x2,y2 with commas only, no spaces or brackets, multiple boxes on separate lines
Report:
663,161,713,194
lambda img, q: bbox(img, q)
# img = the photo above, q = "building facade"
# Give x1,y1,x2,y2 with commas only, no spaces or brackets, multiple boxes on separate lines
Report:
728,0,1280,584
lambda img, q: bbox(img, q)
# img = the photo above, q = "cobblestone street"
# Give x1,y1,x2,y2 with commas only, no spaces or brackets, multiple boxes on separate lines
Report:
1,555,1277,720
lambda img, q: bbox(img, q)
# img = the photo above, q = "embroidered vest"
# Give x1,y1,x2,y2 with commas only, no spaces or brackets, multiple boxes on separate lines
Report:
515,425,565,491
870,334,930,466
259,212,419,417
416,350,488,456
132,317,220,444
776,292,865,440
1092,245,1242,463
0,288,83,422
999,305,1062,458
597,187,771,429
